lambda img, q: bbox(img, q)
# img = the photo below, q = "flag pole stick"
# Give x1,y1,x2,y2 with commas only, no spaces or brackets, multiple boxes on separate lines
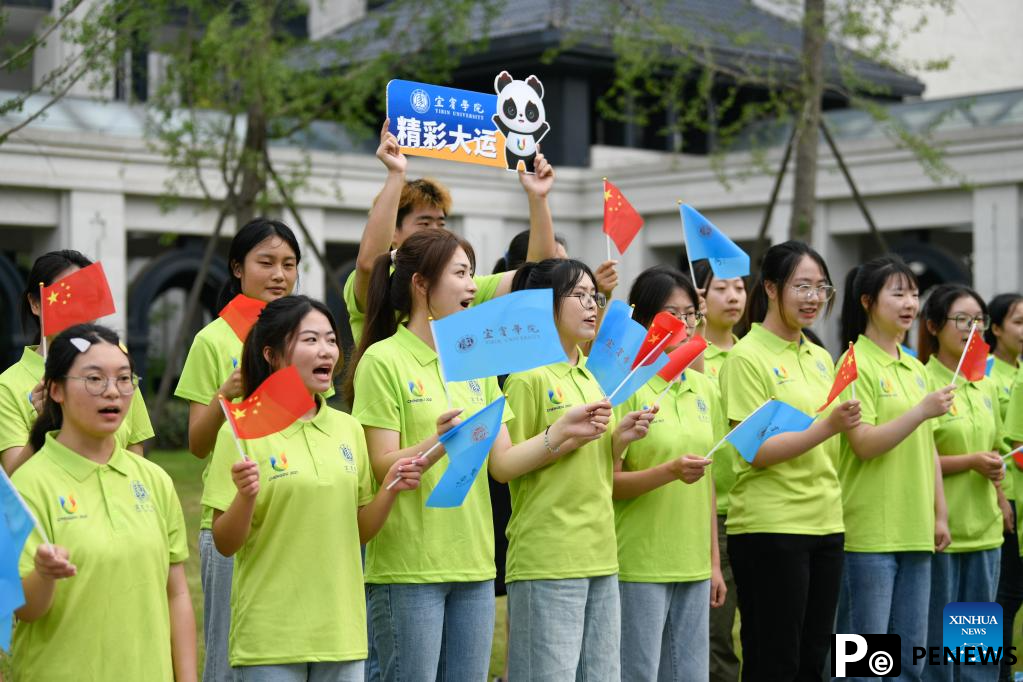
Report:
608,333,673,403
1002,444,1023,460
951,322,977,385
218,396,248,461
651,378,674,410
679,202,698,287
0,466,52,547
603,178,612,262
38,283,47,359
705,398,774,460
385,440,443,490
428,318,453,411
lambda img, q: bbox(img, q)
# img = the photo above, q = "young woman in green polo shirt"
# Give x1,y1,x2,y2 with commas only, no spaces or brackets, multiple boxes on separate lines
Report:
501,257,653,680
835,256,953,680
0,250,154,474
986,292,1023,681
613,265,726,681
718,241,861,682
919,283,1005,682
347,231,611,682
174,217,301,682
202,296,421,681
692,257,746,681
15,324,195,682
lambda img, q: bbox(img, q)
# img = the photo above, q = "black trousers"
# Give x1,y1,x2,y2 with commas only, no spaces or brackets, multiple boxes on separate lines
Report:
728,532,844,682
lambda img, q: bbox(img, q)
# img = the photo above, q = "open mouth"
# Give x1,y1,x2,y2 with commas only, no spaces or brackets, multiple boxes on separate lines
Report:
459,297,474,309
799,306,819,318
583,315,597,326
312,365,332,379
98,405,121,416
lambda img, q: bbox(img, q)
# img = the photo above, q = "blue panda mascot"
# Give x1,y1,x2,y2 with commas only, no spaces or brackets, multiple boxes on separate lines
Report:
492,70,550,173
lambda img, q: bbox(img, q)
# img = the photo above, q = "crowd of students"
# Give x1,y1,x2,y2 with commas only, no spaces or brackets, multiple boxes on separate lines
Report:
0,120,1021,682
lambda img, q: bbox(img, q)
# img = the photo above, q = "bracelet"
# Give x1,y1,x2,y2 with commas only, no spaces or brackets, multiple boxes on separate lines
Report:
544,425,561,454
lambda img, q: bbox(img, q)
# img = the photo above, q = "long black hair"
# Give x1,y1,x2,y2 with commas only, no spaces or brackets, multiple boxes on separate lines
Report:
985,293,1023,352
217,218,302,309
241,295,340,398
839,255,918,347
747,240,834,326
21,250,94,344
918,283,987,364
628,265,698,329
511,258,597,323
29,324,131,451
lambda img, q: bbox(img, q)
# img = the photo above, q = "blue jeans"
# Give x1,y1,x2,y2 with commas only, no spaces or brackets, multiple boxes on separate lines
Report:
923,548,1001,682
507,575,621,681
235,661,364,682
361,546,379,682
200,528,234,682
367,581,494,682
620,580,710,682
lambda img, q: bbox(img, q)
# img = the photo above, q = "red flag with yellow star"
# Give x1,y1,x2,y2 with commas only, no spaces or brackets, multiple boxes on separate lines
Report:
219,294,267,342
818,343,858,412
956,326,990,383
220,366,314,439
39,262,115,337
603,179,644,254
631,312,686,369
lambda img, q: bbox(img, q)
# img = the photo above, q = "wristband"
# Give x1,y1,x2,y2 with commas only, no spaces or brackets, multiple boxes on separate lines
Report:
544,425,561,454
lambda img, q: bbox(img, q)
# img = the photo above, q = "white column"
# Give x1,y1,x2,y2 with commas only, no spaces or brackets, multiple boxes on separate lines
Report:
33,0,114,99
459,215,506,278
972,185,1022,300
288,206,326,302
45,190,127,334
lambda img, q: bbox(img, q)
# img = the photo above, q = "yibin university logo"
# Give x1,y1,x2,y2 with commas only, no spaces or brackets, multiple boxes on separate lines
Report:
410,88,430,114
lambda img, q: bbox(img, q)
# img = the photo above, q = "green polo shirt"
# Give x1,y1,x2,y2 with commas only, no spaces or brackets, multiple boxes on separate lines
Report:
838,335,937,552
0,346,154,454
614,372,724,582
202,398,374,666
344,269,505,346
719,323,844,536
13,433,187,681
990,355,1019,498
927,356,1004,553
352,323,509,583
702,334,739,515
503,354,619,582
1006,367,1023,446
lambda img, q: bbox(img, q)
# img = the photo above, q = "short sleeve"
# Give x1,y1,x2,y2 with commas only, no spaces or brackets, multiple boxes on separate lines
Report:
473,273,505,306
989,381,1005,453
13,475,49,578
175,333,222,405
485,377,514,425
0,382,31,452
720,354,769,424
125,390,155,445
353,425,375,506
1005,376,1023,444
706,379,729,441
343,270,366,347
352,352,402,432
843,354,877,426
503,373,540,444
201,425,242,512
155,468,189,564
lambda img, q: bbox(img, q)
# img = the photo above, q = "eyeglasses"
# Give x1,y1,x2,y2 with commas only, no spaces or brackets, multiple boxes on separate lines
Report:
65,374,138,396
946,314,990,332
568,292,607,309
791,284,835,302
663,308,705,327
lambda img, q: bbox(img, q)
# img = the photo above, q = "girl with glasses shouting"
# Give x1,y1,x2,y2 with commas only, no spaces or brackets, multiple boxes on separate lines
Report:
919,284,1005,682
614,265,726,680
15,325,195,682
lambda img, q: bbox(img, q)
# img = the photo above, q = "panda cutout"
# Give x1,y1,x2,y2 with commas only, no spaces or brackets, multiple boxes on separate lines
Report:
492,71,550,173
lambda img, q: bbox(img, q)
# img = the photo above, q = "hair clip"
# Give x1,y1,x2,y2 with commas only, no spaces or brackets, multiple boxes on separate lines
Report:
69,338,92,353
118,341,129,355
390,249,397,265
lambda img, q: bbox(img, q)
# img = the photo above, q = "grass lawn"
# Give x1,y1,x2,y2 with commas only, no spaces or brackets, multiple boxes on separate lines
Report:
152,449,1021,679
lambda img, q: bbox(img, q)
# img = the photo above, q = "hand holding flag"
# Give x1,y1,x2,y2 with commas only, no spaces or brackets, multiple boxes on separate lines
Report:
818,342,858,412
603,178,644,256
707,399,815,463
39,262,115,339
426,397,505,508
952,323,989,383
219,294,267,341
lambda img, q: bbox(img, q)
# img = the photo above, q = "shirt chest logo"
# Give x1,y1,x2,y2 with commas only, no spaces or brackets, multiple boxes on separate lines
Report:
269,453,298,481
406,378,432,405
340,443,357,474
57,492,87,521
916,375,926,390
546,384,570,413
467,379,485,405
879,376,898,397
815,360,829,378
772,365,791,384
132,479,156,513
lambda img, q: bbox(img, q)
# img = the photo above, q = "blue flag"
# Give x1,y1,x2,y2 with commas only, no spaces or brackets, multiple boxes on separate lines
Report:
432,289,568,383
607,352,670,407
725,400,815,463
587,300,647,397
0,472,35,651
681,204,750,279
427,397,505,508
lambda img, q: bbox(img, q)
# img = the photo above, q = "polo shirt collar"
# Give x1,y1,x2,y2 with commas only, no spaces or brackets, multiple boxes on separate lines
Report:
856,334,912,369
281,394,330,436
44,431,131,481
927,355,975,385
20,346,44,377
748,323,812,355
650,373,694,395
704,334,739,360
394,324,438,368
547,347,589,378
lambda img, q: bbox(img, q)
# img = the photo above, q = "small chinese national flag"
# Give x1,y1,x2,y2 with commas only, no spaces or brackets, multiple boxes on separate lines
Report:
40,262,115,337
631,312,686,369
219,294,267,342
957,326,990,383
657,335,708,382
603,179,644,254
818,342,858,413
220,366,314,439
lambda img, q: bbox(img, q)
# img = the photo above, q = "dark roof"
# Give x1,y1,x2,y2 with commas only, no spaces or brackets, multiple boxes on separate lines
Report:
299,0,924,99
